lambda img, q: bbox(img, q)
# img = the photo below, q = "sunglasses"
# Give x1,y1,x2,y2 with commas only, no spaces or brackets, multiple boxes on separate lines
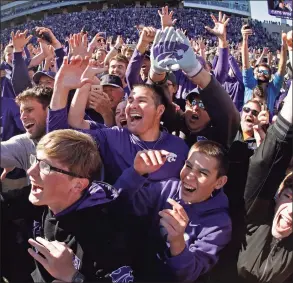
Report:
258,69,269,75
243,107,259,117
187,99,205,110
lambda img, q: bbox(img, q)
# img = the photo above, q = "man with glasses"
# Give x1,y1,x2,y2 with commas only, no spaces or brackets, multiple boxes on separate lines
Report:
1,129,133,282
241,24,287,116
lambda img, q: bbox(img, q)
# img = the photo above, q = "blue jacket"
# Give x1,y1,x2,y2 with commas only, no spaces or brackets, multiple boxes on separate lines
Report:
47,107,189,184
114,167,232,282
243,67,284,115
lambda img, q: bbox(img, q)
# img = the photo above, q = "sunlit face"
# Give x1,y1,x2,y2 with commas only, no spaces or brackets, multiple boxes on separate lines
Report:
125,50,134,60
272,188,293,239
39,75,54,89
20,98,48,140
257,66,271,82
241,101,261,134
109,60,127,80
115,101,127,128
27,150,78,213
184,97,210,132
166,80,177,100
96,50,106,62
180,149,227,203
126,86,164,140
4,47,13,64
103,85,124,110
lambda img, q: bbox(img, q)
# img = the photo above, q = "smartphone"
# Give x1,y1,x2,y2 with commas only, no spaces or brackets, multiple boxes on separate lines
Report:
81,25,90,35
91,85,103,92
32,28,52,44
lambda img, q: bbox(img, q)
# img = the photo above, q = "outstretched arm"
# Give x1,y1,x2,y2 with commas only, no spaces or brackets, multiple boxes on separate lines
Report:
244,81,292,219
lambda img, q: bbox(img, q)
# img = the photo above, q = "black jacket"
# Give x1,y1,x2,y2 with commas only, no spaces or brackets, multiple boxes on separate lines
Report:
207,113,293,283
1,181,134,282
162,76,240,149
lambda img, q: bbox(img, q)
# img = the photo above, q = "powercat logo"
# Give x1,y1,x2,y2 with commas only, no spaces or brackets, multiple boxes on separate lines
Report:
166,153,177,163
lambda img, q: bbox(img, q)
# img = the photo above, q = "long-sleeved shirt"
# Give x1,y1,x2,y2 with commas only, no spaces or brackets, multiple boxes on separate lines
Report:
162,76,240,149
47,108,189,184
12,52,32,95
214,49,245,111
243,67,284,115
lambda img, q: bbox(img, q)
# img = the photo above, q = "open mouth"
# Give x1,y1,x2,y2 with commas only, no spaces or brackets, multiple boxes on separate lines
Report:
130,113,142,122
120,119,127,127
24,123,35,130
184,183,197,193
245,117,253,123
191,114,199,121
31,184,44,194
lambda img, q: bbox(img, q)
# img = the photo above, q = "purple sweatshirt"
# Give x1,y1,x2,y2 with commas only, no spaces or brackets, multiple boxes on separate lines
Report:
47,107,189,184
214,49,245,111
1,97,24,141
1,62,16,99
114,167,232,282
12,52,32,95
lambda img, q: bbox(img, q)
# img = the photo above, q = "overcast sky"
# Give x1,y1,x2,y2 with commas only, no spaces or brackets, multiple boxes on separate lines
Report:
250,0,292,25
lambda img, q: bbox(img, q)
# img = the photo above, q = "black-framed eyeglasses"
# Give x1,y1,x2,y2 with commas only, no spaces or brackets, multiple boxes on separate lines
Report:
243,107,259,117
258,69,269,75
29,154,84,178
187,99,205,110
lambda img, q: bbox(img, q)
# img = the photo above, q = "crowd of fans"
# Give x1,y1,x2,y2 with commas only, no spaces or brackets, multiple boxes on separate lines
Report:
1,4,293,283
1,7,281,50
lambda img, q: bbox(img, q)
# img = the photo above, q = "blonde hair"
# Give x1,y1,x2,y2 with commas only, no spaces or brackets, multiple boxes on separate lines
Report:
278,171,293,196
37,129,101,179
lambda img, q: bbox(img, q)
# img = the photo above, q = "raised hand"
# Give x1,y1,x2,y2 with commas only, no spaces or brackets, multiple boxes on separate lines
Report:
69,33,89,59
11,30,33,52
159,198,189,243
253,125,266,147
28,237,77,282
257,108,269,127
55,56,92,91
241,24,253,41
205,11,230,41
139,27,156,46
81,59,108,82
133,149,170,175
88,32,105,52
35,27,61,49
262,47,269,56
158,6,177,29
88,90,112,114
151,27,203,77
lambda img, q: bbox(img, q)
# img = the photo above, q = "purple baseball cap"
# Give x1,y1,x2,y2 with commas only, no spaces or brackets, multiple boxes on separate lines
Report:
33,70,56,85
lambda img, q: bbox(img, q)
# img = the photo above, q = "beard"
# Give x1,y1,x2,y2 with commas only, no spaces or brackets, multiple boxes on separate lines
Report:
257,78,270,84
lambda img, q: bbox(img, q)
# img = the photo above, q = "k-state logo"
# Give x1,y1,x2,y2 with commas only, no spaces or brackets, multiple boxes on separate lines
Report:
110,266,134,283
197,136,208,142
73,254,81,270
166,153,177,163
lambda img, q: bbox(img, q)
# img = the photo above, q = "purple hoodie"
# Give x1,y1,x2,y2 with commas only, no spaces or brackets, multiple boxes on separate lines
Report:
1,97,24,141
114,167,232,282
1,62,16,99
47,107,189,184
32,180,135,283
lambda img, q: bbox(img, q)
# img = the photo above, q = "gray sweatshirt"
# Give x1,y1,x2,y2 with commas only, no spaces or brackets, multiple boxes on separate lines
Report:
1,133,36,171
